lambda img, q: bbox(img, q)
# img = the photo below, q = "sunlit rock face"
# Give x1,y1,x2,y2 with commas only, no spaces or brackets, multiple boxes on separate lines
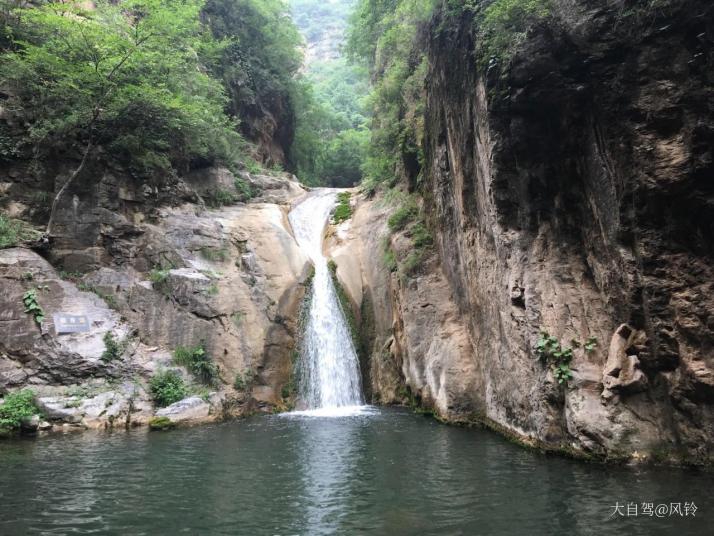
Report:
419,0,714,463
336,0,714,464
0,170,311,430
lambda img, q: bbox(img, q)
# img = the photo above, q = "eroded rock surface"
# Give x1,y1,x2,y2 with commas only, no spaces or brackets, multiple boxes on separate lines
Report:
1,169,310,432
331,0,714,465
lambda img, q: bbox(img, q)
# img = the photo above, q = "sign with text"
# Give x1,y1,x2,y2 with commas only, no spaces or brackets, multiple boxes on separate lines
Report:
53,314,90,334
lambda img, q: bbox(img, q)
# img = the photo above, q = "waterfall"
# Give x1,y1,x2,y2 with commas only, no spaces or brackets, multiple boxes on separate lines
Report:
288,190,364,414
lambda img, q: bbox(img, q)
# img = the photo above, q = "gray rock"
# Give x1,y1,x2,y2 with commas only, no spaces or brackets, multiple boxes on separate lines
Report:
20,414,40,432
155,396,211,423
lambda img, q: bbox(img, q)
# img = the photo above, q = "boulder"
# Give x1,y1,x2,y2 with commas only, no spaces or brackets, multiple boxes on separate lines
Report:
155,396,211,424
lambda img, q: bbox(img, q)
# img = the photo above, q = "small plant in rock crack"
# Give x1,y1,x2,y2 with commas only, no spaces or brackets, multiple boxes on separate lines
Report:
535,331,574,385
584,336,598,352
234,368,257,391
173,343,219,387
22,288,45,325
101,332,126,362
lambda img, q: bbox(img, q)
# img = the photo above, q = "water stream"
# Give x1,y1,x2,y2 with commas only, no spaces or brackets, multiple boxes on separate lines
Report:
288,189,364,414
1,194,711,535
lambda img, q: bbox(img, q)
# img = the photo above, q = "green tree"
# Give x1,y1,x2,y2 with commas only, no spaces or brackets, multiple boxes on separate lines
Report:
204,0,302,163
0,0,241,235
346,0,435,188
289,1,370,186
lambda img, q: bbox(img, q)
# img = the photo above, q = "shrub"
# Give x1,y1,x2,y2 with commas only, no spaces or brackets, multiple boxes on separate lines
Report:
383,247,397,273
101,332,125,362
401,250,425,277
387,200,419,232
173,344,219,386
149,370,188,407
410,222,433,248
0,214,29,248
332,192,352,224
234,177,254,200
149,268,170,285
234,368,256,391
211,189,237,206
480,0,553,64
0,390,39,431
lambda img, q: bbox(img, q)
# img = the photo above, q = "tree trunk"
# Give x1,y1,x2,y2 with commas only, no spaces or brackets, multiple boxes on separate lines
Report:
44,140,93,237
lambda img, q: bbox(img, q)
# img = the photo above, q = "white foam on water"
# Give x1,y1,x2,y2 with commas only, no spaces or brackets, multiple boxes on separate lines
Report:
284,405,378,418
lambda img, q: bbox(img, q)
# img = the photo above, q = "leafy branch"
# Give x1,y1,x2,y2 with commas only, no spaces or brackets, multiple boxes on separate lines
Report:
535,331,598,385
22,288,45,325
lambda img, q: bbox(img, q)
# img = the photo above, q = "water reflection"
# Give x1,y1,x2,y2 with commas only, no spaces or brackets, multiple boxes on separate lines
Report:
0,408,711,536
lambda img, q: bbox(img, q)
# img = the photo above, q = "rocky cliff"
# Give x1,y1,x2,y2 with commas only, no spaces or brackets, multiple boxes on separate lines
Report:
1,161,309,431
331,0,714,464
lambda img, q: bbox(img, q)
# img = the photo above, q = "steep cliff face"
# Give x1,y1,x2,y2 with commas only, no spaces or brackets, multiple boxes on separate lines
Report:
335,0,714,464
414,0,714,462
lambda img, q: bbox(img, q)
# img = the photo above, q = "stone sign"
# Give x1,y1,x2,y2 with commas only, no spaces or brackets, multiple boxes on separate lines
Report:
53,313,91,334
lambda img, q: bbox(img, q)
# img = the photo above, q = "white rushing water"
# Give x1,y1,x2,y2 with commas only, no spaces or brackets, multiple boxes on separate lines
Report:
288,190,365,416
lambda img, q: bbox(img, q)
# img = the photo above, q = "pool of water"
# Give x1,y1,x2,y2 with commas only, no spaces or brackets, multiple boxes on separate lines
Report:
0,407,711,535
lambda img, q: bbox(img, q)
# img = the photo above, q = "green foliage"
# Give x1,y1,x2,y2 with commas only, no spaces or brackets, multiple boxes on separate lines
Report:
401,250,426,276
281,376,296,400
332,192,353,224
290,70,370,187
290,0,357,48
211,189,238,206
479,0,552,65
233,176,254,200
22,288,44,325
206,0,302,106
347,0,435,187
78,283,119,309
101,332,125,362
535,331,574,385
327,257,361,348
231,311,245,327
148,416,176,431
243,158,264,175
410,221,432,248
0,390,40,431
149,268,171,285
173,343,219,386
383,244,397,273
0,0,244,177
205,283,219,296
149,369,188,407
96,290,119,310
387,199,419,232
584,336,598,352
200,247,229,262
289,1,370,187
0,214,39,248
233,368,257,391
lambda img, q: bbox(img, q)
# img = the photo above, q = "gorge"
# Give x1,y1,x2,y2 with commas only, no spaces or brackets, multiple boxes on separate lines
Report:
0,0,713,533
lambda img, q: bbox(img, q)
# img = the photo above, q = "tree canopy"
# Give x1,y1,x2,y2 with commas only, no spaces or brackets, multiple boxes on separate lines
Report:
0,0,242,177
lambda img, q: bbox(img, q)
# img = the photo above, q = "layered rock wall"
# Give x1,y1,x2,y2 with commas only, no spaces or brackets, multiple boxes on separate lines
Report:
336,0,714,464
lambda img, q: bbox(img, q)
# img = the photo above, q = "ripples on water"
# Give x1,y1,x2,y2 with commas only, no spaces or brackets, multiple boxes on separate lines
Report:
0,408,711,535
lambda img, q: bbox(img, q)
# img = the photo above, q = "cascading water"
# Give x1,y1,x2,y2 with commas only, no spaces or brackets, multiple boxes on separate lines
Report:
289,190,364,414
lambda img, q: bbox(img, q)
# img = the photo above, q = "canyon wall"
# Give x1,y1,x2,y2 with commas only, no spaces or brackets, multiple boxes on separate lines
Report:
337,0,714,464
